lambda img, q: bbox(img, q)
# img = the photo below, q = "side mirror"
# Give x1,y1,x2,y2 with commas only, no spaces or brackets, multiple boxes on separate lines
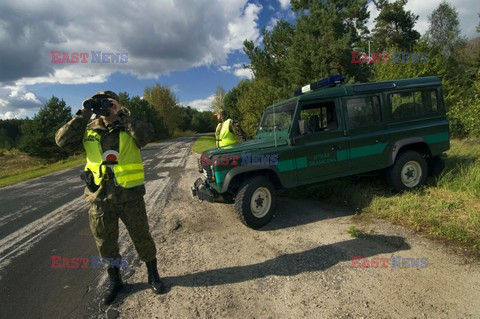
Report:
298,120,308,135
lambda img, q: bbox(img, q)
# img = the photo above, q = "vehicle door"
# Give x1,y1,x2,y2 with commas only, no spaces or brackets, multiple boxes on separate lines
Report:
293,98,349,183
342,94,388,173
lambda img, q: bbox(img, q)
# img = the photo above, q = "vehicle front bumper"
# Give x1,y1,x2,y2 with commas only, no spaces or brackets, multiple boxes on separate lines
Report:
191,178,215,202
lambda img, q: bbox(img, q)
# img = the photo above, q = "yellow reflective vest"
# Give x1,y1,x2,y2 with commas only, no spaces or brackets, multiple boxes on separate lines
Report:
83,130,144,188
217,119,239,147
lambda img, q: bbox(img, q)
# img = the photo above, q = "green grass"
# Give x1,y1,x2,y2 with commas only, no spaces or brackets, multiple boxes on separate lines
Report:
0,150,85,188
348,225,371,238
192,134,216,154
287,138,480,252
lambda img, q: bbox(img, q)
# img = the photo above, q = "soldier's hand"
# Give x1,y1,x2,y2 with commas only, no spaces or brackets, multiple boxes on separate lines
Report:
81,99,93,117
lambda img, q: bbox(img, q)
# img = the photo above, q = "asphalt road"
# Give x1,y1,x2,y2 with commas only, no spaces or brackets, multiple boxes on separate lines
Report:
0,137,195,319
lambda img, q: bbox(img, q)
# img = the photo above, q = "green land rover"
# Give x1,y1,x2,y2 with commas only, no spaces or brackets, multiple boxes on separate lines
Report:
192,76,450,228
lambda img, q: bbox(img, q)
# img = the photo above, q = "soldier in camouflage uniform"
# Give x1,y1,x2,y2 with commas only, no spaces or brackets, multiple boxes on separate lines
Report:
215,109,246,147
55,90,165,305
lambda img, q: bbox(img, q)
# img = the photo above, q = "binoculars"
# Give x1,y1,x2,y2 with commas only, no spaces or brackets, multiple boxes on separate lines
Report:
83,98,113,116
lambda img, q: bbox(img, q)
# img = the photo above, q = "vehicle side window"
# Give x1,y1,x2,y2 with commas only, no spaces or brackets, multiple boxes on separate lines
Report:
390,90,438,119
345,96,382,129
299,101,338,134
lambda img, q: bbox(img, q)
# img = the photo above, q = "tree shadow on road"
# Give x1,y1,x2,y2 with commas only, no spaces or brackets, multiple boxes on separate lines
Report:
161,235,410,289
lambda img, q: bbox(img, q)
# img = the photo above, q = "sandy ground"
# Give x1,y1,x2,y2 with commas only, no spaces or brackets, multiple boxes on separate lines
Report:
110,152,480,319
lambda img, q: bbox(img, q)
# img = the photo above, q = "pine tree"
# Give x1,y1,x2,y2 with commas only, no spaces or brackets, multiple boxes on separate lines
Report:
19,96,71,159
244,0,371,89
372,0,420,51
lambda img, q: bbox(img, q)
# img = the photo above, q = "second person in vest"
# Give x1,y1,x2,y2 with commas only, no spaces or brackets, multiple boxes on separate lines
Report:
215,109,246,147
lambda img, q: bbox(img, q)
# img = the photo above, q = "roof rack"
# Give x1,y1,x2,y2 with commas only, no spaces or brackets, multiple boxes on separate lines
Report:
294,75,345,96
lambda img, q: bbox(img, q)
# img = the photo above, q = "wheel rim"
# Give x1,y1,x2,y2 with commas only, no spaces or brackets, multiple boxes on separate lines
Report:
401,160,422,187
250,187,272,218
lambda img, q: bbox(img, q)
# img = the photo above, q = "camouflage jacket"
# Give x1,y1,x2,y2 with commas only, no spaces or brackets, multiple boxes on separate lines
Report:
55,108,153,204
230,119,246,140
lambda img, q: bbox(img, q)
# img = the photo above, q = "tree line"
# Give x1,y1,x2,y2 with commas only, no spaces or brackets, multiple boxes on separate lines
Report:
217,0,480,137
0,85,217,160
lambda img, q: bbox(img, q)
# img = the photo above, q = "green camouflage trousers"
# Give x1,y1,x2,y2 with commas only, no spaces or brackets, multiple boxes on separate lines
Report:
88,198,156,262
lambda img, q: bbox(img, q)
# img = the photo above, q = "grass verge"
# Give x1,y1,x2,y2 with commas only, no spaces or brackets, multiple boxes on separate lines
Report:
192,134,216,154
287,138,480,252
0,149,84,188
0,133,202,188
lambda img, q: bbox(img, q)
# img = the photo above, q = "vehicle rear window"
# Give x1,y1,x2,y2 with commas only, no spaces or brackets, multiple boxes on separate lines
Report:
345,96,382,129
390,90,438,119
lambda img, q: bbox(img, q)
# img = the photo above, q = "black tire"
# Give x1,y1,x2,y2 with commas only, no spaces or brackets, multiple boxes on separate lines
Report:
386,151,428,191
428,155,445,178
234,176,277,229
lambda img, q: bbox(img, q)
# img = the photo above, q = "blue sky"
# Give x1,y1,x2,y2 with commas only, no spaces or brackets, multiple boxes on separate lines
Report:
0,0,478,118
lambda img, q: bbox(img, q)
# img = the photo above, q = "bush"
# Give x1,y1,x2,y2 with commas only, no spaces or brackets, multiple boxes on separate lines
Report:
0,119,26,149
447,71,480,137
18,96,71,160
448,99,480,137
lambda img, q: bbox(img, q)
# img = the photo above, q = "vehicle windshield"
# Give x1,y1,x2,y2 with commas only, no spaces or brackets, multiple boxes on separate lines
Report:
257,102,296,134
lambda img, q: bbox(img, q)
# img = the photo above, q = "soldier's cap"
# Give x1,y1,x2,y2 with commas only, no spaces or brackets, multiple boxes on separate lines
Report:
91,90,119,101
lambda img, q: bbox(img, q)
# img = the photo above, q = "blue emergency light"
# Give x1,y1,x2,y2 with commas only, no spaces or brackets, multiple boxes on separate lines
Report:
294,75,345,96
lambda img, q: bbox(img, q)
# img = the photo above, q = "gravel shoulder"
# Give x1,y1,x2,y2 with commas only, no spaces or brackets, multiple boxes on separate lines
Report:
112,152,480,319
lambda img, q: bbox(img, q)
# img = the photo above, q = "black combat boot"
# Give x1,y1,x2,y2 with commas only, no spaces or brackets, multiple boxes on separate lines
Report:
146,259,165,294
103,267,123,305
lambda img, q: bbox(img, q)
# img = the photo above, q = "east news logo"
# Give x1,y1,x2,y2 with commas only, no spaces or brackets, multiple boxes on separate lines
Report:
51,256,128,269
51,51,128,63
351,256,429,268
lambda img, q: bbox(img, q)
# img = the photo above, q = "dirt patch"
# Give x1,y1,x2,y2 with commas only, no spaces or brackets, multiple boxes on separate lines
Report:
111,153,480,318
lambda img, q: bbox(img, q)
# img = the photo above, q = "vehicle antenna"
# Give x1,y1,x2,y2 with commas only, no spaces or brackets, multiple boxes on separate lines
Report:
273,101,277,147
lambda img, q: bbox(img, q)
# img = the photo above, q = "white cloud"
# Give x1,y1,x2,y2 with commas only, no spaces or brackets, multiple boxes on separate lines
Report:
16,69,109,86
218,63,253,79
278,0,290,10
224,3,262,51
0,109,31,120
0,85,44,118
22,92,40,103
233,67,253,79
366,1,380,32
367,0,479,39
266,17,280,31
219,65,232,72
183,95,215,112
0,0,263,85
0,0,263,117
